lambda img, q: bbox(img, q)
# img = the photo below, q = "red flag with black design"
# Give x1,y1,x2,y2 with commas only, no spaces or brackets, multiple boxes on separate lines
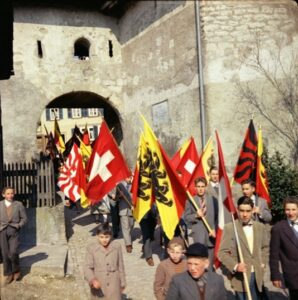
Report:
233,120,257,184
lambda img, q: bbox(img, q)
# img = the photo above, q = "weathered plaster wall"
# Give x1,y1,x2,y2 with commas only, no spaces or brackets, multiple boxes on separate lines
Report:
0,0,297,168
201,0,298,168
120,1,201,167
120,0,298,168
0,6,123,162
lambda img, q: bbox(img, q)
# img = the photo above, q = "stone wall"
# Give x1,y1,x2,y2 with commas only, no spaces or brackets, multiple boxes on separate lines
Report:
201,0,298,168
120,1,201,167
120,0,298,168
0,0,297,168
0,5,123,162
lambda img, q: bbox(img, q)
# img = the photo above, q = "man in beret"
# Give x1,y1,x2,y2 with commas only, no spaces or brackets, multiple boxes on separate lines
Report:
166,243,226,300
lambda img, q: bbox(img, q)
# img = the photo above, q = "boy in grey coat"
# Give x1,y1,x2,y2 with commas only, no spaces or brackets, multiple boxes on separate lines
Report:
84,223,126,300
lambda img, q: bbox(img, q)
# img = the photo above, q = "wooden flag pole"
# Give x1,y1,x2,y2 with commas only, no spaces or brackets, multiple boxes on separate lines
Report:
231,214,252,300
178,224,189,248
186,191,213,234
75,134,92,156
116,186,134,210
229,174,252,299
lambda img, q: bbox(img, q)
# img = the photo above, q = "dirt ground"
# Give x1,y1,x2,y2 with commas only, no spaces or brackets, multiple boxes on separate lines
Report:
0,273,82,300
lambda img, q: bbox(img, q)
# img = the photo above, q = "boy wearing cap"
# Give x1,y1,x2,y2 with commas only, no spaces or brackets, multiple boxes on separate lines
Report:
166,242,225,300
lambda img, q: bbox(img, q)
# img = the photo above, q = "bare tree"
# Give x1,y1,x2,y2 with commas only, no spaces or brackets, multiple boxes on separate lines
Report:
236,32,298,165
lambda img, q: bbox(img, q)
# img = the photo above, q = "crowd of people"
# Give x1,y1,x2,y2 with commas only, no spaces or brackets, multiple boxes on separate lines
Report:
0,166,297,300
80,168,297,300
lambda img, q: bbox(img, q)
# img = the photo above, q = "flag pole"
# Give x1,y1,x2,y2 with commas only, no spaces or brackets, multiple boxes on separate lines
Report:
229,173,251,298
186,191,213,234
179,224,189,248
116,186,134,210
231,214,252,300
44,125,49,137
75,134,92,156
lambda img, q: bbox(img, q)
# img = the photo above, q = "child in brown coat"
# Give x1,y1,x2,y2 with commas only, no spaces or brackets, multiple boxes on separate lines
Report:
84,223,126,300
153,237,187,300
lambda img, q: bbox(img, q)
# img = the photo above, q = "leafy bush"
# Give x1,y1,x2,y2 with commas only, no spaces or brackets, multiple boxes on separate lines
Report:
265,151,298,223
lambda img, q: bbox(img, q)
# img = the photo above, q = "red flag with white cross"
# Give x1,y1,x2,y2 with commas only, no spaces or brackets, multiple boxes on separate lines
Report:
175,137,200,188
86,121,131,204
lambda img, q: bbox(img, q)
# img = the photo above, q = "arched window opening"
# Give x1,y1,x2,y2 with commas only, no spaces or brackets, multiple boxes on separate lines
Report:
74,38,90,60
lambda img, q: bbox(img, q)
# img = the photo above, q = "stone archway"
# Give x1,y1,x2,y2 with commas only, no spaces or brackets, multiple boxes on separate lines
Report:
46,91,123,144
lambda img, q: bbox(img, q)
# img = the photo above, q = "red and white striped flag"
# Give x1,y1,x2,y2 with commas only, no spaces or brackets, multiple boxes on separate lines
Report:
214,131,237,268
57,143,87,205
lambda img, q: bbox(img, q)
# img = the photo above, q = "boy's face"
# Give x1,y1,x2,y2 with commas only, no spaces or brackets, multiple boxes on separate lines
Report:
195,181,206,197
242,183,255,197
97,234,111,247
3,189,14,201
187,257,209,279
285,203,298,221
167,245,184,263
238,204,253,224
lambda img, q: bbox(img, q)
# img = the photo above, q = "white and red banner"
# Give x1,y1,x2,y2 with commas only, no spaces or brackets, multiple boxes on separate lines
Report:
57,143,86,202
175,137,200,188
214,131,237,268
86,121,131,204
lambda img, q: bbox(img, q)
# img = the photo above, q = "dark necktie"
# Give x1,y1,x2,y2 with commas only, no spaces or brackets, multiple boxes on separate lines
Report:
291,221,298,226
214,185,219,195
200,197,207,216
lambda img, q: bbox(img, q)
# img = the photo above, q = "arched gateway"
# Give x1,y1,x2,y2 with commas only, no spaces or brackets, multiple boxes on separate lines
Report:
37,90,123,157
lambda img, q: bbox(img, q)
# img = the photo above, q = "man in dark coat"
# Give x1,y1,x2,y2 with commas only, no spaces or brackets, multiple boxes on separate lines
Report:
270,196,298,300
166,243,226,300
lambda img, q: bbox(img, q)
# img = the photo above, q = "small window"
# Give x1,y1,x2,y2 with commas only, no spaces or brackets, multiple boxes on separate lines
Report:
88,108,98,117
89,127,95,141
84,125,99,141
74,38,90,60
108,40,113,57
37,40,43,58
71,108,82,118
46,108,61,121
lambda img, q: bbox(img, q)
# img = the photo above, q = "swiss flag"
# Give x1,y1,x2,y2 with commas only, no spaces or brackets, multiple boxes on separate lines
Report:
176,137,200,188
214,131,237,268
86,121,131,204
187,137,214,195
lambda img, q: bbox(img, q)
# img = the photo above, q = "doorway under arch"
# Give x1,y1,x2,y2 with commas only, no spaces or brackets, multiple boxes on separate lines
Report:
46,91,123,144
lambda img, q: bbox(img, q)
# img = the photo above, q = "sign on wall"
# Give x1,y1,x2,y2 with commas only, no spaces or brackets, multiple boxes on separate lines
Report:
152,100,169,127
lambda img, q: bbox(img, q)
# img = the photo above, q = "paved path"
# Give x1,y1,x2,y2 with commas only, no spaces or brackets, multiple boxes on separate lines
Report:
66,208,163,300
66,208,289,300
0,206,290,299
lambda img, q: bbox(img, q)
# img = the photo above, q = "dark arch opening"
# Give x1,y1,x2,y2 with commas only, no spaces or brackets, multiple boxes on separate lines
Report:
47,91,123,144
74,38,90,60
